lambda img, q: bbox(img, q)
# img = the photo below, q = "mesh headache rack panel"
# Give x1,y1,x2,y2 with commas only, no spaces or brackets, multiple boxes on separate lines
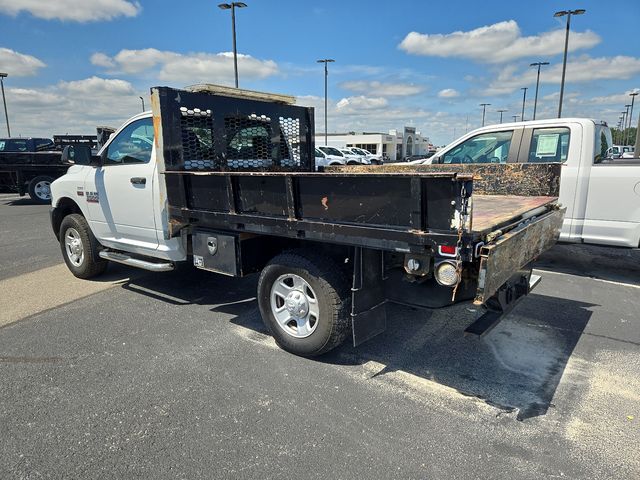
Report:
154,86,314,172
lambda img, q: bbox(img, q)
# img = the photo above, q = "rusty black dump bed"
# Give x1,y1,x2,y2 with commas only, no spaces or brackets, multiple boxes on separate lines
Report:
151,85,564,303
151,86,562,251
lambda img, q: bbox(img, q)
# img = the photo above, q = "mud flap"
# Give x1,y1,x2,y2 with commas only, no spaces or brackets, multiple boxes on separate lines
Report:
351,247,387,347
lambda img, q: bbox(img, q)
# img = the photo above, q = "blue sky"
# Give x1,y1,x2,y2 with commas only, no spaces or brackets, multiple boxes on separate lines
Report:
1,0,639,144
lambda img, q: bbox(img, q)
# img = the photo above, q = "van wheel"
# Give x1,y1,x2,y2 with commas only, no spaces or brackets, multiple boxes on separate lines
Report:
59,214,107,279
257,250,351,357
28,176,54,204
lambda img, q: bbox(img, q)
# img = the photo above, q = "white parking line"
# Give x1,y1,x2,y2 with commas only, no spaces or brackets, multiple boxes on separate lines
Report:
535,268,640,290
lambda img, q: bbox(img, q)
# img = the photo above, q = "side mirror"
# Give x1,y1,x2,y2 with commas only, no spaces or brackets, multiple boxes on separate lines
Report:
62,144,101,166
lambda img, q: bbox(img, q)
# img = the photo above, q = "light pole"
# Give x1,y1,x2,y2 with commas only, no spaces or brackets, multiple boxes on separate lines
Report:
628,92,638,146
554,9,586,118
317,59,334,145
520,87,528,121
624,104,632,145
512,115,520,122
618,116,624,144
139,96,145,112
480,103,491,127
0,72,10,137
497,109,508,123
218,2,247,88
621,110,628,144
529,61,549,120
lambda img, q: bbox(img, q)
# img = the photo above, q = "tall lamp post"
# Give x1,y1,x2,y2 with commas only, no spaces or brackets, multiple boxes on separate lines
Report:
624,104,632,145
520,87,528,121
621,110,628,144
554,9,586,118
497,109,508,124
628,91,638,146
529,62,549,120
218,2,247,88
317,59,334,145
480,103,491,127
139,96,145,112
512,115,520,122
0,72,10,137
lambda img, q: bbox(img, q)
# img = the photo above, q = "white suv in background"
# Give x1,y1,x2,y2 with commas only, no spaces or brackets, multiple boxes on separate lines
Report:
348,147,382,165
318,146,360,165
315,147,346,169
338,148,367,165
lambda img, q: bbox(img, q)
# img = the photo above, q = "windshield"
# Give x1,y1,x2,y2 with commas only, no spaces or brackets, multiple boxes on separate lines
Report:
319,146,343,156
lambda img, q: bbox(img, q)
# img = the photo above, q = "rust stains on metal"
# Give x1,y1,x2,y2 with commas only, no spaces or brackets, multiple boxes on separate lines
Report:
327,163,562,197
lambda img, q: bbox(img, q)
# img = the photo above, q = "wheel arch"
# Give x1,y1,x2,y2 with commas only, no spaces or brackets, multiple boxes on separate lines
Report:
51,197,84,240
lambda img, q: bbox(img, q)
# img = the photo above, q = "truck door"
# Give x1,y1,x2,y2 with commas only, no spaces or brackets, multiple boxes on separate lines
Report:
517,124,581,241
84,116,159,252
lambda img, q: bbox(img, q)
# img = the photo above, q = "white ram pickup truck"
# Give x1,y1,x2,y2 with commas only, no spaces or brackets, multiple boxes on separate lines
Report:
425,118,639,248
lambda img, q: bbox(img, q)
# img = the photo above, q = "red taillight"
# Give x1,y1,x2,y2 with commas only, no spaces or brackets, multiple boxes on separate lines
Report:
438,245,457,256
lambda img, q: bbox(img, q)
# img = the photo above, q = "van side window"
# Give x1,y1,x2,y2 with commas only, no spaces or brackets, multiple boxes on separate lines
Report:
105,118,154,165
527,128,570,163
441,131,513,164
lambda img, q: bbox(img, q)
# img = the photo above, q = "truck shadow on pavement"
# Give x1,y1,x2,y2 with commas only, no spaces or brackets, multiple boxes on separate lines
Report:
119,265,596,422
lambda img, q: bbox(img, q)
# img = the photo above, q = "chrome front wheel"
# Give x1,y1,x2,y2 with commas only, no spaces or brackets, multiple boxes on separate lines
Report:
64,227,85,267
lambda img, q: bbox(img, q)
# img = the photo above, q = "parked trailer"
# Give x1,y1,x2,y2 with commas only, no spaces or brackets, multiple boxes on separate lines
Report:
51,85,564,356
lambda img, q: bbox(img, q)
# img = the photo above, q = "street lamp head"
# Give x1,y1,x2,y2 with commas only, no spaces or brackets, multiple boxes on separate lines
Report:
0,73,7,78
630,92,639,97
572,9,586,15
521,87,528,91
218,3,231,9
530,62,550,67
554,10,568,17
317,59,335,63
234,2,247,7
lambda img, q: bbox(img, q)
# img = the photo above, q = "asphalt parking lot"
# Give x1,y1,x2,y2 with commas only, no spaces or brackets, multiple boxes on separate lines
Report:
1,192,639,479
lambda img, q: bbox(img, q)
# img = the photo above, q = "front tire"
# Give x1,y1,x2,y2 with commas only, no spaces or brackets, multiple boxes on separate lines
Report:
59,214,107,279
28,176,54,204
257,250,351,357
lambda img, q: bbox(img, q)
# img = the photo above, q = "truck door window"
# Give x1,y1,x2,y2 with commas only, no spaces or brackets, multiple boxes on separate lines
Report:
527,128,570,163
441,131,512,164
105,118,154,165
594,125,613,164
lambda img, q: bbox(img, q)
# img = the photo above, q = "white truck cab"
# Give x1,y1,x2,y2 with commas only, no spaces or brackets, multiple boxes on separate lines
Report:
51,111,186,266
427,118,640,248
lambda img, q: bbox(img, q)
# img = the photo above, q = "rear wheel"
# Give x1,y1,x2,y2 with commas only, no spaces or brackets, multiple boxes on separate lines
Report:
257,250,351,357
59,214,107,279
28,176,54,204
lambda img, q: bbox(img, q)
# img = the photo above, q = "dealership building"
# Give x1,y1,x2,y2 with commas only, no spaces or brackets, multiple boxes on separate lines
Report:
315,126,430,161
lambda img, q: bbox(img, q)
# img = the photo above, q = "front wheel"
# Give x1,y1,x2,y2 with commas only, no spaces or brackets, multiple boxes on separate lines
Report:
59,214,107,279
257,250,351,357
28,176,54,204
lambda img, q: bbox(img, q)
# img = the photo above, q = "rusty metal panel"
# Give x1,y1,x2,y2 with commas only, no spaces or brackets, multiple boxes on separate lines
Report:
474,207,565,305
329,163,561,197
471,195,557,234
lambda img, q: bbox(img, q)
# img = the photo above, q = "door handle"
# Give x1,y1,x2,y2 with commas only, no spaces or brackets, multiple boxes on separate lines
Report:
130,177,146,185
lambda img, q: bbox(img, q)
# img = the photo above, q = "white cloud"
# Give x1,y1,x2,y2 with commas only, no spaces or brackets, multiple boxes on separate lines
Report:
484,55,640,95
4,77,142,137
336,96,388,112
89,52,116,68
92,48,279,85
399,20,600,63
340,80,423,96
438,88,460,98
0,47,46,76
0,0,141,22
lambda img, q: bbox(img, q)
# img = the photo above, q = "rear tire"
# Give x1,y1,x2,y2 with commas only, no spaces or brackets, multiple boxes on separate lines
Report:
28,176,54,204
59,214,107,279
257,250,351,357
